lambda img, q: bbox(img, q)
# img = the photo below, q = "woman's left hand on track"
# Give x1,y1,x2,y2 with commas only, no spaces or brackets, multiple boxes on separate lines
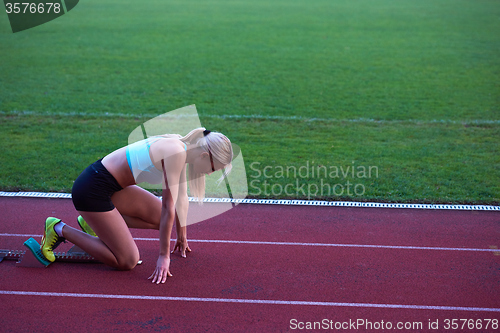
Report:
148,255,172,284
172,238,191,258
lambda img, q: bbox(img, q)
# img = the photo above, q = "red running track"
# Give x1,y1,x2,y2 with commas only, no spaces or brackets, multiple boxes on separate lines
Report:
0,197,499,332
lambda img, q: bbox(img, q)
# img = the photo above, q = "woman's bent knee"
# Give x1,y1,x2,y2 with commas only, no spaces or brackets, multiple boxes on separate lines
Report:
115,252,140,271
116,261,137,271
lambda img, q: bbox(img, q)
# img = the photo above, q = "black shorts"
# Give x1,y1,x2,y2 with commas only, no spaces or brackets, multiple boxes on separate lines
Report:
72,159,123,212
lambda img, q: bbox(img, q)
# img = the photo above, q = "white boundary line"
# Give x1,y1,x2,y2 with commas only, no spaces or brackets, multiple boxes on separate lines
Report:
0,191,499,211
2,110,500,125
1,233,498,253
0,290,498,312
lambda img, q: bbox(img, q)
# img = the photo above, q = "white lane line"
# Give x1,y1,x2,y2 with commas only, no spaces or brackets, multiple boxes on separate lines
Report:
0,233,497,253
0,233,41,238
2,110,500,125
158,239,500,253
0,290,498,312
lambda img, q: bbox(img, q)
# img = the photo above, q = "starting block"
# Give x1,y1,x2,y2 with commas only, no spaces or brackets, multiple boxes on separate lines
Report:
0,237,143,267
0,237,100,268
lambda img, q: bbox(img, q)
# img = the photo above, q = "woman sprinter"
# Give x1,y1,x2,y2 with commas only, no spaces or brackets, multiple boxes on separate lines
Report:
40,128,232,283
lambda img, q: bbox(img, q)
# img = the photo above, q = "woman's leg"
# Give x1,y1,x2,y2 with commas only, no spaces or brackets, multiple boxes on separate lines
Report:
61,209,140,270
62,185,175,269
111,185,163,230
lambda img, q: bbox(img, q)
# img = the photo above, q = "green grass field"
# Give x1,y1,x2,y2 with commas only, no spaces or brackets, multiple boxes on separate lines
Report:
1,0,499,204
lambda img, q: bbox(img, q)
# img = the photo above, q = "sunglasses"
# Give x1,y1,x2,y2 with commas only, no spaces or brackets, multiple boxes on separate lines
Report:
203,130,215,173
208,149,215,173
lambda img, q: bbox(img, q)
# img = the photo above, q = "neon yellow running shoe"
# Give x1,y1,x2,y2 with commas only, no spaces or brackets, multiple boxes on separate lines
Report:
40,217,66,262
77,215,97,237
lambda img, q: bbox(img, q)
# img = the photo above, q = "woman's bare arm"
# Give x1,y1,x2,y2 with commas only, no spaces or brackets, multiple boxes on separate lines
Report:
148,144,185,284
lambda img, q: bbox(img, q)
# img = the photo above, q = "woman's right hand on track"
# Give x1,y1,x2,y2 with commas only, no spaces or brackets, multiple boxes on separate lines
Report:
148,255,172,284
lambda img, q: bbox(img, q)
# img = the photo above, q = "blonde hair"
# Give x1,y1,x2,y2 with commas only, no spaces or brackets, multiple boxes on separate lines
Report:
167,128,233,201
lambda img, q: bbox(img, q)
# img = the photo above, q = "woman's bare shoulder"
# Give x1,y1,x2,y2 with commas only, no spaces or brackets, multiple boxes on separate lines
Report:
150,137,186,166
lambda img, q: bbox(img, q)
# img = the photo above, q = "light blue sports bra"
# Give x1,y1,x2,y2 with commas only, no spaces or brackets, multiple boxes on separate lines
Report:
126,137,187,184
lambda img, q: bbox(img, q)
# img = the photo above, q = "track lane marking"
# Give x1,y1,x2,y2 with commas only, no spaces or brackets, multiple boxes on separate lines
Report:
0,233,498,253
0,290,498,312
